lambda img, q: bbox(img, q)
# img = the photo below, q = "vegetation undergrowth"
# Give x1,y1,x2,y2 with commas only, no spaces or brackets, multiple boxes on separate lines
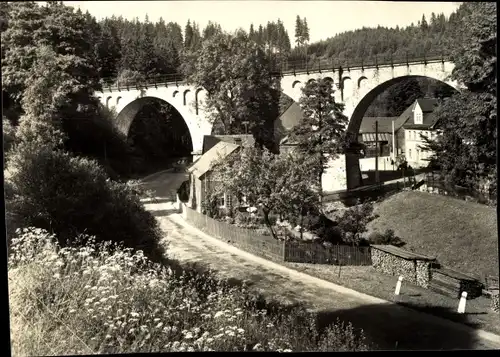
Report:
8,227,370,354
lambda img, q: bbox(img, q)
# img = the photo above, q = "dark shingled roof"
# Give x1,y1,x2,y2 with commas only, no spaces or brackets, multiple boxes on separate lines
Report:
400,99,440,129
359,117,399,133
416,98,438,112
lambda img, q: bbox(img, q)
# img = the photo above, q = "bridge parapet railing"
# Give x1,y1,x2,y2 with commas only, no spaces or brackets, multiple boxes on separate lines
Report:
280,51,448,74
100,52,450,91
100,73,186,91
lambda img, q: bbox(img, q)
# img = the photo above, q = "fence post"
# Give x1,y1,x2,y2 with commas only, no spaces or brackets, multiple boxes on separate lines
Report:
282,239,286,261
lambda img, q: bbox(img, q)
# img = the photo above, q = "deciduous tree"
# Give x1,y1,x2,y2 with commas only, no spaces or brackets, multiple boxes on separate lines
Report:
183,31,279,150
211,147,319,239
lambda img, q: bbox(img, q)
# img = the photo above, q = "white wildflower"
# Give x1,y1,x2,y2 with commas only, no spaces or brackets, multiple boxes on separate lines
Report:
214,311,224,318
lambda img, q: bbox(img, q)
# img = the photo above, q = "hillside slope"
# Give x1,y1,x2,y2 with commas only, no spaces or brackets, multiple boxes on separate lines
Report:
367,191,498,279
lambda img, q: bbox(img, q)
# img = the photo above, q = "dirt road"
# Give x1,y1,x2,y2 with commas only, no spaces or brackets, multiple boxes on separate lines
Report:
140,172,500,351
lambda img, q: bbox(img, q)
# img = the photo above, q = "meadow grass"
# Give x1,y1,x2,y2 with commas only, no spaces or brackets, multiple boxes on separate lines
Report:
8,227,369,355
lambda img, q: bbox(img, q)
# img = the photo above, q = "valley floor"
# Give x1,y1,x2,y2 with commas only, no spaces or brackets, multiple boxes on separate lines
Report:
140,172,500,350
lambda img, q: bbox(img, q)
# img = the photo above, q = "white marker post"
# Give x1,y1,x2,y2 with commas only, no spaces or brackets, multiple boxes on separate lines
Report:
457,291,468,314
394,276,404,296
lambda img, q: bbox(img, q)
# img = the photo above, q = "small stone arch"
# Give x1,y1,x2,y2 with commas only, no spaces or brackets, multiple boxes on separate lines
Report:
292,80,301,88
341,76,352,86
357,76,368,89
183,89,191,106
307,78,316,84
106,96,112,108
195,88,203,115
116,96,122,106
323,76,334,84
173,90,179,98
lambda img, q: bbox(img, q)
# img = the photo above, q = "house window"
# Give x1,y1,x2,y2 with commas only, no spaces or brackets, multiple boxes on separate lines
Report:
408,149,412,159
416,149,419,160
225,193,233,208
234,138,242,146
217,195,225,208
415,112,423,124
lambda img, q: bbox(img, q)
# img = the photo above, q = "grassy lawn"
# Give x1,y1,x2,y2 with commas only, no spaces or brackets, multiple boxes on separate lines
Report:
366,190,498,279
283,263,500,335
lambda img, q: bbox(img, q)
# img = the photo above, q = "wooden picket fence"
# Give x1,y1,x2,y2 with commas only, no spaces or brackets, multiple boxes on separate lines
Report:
182,203,371,266
284,240,372,266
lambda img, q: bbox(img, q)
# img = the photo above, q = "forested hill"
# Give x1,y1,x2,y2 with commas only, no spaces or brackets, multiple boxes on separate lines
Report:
291,9,468,63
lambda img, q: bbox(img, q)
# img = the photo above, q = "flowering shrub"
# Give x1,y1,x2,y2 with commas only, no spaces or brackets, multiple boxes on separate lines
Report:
5,144,165,263
8,227,370,355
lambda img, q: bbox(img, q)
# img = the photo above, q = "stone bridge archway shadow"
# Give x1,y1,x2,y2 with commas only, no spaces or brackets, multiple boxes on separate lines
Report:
118,97,194,175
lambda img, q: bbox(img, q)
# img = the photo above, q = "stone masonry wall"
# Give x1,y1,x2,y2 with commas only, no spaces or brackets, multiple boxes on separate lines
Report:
371,248,433,288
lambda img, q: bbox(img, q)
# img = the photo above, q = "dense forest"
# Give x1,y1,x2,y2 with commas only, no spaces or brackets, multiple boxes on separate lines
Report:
0,3,464,83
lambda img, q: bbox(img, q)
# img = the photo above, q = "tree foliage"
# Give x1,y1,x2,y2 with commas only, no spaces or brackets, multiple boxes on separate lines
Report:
5,142,165,263
183,31,279,150
3,116,16,153
294,10,452,63
211,147,319,239
288,78,348,192
421,2,497,197
337,201,375,246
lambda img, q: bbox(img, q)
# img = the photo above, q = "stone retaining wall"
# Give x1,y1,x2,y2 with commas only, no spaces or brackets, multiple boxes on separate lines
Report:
371,247,433,288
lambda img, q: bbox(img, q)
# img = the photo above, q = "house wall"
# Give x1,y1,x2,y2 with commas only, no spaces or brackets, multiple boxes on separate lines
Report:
323,155,348,192
188,175,204,213
414,103,424,125
404,129,436,168
359,156,395,172
396,127,405,156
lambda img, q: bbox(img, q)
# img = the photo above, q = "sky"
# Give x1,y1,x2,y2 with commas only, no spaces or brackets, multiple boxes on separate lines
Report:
64,1,460,44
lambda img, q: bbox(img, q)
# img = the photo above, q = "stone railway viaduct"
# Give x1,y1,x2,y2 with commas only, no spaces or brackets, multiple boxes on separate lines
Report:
98,56,457,191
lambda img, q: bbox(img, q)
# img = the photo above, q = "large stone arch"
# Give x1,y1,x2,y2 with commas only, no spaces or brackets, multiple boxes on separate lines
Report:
114,96,197,152
347,75,459,137
342,75,459,190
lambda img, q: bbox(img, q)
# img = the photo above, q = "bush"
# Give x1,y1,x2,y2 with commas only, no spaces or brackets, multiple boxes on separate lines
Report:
234,211,261,229
337,201,376,245
5,144,165,263
177,180,190,202
3,116,16,152
8,228,370,354
114,69,147,87
368,229,405,247
255,227,271,236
